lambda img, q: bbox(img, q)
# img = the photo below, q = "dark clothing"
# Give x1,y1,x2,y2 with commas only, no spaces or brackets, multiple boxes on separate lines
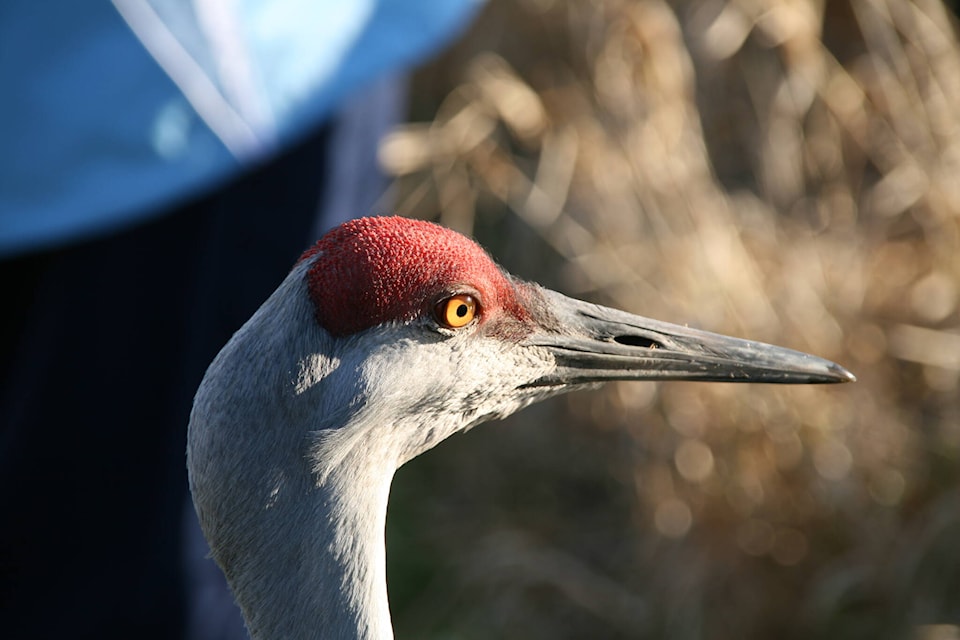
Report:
0,125,332,639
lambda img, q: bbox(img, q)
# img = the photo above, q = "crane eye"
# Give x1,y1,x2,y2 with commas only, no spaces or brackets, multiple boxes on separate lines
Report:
436,294,478,329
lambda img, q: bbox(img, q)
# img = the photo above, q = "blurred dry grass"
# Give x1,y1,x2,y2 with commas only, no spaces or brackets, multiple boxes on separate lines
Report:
381,1,960,638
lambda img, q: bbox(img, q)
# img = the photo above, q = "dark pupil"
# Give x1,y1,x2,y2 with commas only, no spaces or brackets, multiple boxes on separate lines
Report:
455,303,468,318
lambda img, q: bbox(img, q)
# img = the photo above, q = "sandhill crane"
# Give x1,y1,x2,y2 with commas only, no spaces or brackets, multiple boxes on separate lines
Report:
187,215,853,640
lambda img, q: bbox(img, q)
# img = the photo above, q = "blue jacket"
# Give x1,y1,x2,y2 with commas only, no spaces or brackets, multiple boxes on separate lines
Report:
0,0,480,257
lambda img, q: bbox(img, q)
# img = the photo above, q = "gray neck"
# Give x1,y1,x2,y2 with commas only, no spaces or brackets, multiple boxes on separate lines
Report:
192,400,399,640
188,264,399,640
235,455,396,640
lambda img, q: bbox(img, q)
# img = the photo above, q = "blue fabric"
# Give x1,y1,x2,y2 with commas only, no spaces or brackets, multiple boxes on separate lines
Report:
0,0,480,258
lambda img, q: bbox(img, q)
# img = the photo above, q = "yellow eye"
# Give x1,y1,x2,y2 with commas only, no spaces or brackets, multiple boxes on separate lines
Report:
437,294,478,329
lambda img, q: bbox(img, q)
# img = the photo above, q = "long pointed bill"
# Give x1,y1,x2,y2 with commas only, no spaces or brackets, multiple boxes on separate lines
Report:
524,289,855,388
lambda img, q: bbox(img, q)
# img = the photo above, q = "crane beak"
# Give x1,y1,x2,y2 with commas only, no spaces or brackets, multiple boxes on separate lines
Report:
522,289,855,388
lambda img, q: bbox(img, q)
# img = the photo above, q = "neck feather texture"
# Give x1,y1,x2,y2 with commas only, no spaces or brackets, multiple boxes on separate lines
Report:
235,452,397,640
188,264,400,640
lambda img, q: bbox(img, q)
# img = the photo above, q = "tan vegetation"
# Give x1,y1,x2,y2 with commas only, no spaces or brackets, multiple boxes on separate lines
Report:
383,1,960,638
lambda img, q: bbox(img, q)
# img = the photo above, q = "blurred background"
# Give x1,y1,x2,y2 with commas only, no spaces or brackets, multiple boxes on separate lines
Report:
379,1,960,638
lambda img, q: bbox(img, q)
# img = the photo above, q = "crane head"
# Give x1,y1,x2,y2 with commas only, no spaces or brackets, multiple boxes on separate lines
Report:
292,216,853,463
192,215,854,471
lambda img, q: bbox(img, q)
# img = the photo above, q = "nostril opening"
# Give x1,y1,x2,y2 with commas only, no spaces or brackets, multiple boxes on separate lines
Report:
614,335,661,349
